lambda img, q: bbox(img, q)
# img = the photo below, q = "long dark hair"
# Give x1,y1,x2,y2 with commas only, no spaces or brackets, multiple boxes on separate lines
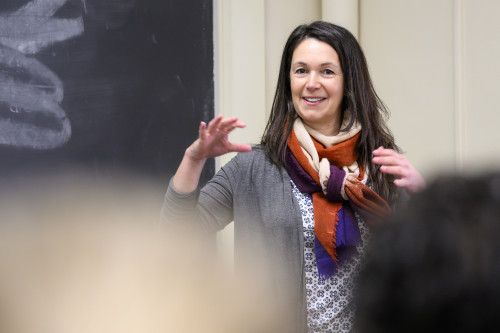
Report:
260,21,400,203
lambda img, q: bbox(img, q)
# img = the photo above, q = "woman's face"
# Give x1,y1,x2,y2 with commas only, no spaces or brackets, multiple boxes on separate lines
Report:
290,38,344,135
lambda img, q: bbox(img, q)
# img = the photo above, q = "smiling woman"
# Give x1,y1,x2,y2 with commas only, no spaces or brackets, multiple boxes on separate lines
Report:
290,38,344,136
162,21,425,333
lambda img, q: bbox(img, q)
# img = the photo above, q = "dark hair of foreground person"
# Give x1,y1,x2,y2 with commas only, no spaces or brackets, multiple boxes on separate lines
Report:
354,173,500,333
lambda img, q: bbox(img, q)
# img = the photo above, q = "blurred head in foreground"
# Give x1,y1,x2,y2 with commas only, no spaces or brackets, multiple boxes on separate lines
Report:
0,173,281,333
354,173,500,333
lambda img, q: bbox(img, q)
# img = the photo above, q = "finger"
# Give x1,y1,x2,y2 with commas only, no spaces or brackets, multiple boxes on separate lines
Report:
210,119,247,140
372,146,389,154
393,178,410,188
227,142,252,153
219,117,244,132
198,121,207,139
379,165,406,178
372,155,405,167
207,115,224,133
219,122,247,136
233,120,247,129
372,147,401,158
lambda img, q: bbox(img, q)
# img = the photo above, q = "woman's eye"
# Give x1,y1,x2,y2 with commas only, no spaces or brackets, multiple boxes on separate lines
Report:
323,69,335,75
294,68,307,75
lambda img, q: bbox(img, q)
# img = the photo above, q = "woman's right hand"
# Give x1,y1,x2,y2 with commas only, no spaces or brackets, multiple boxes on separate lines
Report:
173,115,251,193
186,115,252,161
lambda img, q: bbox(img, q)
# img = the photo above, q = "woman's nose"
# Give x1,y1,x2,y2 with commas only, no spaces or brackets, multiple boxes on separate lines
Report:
305,72,321,90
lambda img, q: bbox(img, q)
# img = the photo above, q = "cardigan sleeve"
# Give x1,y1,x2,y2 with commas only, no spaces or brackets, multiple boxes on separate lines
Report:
160,154,240,234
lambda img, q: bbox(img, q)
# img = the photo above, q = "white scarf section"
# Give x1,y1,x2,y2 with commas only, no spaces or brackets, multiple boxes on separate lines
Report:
293,113,368,200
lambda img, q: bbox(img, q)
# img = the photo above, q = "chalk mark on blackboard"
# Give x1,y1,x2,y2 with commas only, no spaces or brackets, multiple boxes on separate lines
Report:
0,0,84,149
0,0,84,55
81,0,87,14
0,45,70,149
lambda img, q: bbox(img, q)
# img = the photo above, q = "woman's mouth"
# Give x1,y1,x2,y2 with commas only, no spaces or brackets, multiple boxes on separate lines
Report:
303,97,326,103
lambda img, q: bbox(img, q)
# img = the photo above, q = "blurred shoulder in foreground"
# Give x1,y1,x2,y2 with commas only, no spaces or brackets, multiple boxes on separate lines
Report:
0,172,284,333
354,173,500,333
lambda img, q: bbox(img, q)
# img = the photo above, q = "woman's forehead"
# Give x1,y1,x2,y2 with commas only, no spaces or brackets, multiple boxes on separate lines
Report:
291,39,340,66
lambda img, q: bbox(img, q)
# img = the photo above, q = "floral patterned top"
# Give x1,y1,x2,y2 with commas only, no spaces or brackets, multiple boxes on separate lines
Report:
291,180,370,333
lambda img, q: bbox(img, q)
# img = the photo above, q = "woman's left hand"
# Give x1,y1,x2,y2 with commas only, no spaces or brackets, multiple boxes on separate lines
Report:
372,147,426,195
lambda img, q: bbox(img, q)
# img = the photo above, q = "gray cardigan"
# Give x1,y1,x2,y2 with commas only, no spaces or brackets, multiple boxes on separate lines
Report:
162,146,307,331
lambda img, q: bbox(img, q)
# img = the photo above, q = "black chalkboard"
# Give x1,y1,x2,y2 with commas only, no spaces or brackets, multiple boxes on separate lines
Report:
0,0,215,184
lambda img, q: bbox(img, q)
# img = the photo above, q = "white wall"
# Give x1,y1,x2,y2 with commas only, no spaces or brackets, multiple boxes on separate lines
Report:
360,0,457,177
462,0,500,172
360,0,500,178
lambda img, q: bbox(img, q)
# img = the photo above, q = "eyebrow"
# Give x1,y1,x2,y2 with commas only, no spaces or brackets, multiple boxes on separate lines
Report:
292,61,341,68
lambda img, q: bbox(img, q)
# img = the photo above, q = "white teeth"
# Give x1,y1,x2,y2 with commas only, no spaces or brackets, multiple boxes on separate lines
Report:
304,97,324,102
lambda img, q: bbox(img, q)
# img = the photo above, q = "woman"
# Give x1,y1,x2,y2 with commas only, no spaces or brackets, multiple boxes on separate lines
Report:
162,21,425,333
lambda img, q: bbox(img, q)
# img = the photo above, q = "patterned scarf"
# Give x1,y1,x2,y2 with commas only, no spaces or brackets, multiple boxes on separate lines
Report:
286,118,390,278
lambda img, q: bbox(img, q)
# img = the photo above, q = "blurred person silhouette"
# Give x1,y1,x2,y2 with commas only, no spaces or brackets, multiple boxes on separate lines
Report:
354,173,500,333
0,173,280,333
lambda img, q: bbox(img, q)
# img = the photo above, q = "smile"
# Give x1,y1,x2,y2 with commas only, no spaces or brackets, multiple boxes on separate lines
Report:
303,97,325,102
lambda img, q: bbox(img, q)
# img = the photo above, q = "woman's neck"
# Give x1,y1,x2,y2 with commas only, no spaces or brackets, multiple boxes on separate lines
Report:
302,118,341,137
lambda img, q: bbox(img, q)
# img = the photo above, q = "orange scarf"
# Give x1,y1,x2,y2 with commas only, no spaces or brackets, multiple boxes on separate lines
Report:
287,129,390,268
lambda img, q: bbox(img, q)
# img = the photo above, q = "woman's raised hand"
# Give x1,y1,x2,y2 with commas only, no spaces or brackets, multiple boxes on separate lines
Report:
372,147,426,195
173,115,251,193
186,115,252,161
